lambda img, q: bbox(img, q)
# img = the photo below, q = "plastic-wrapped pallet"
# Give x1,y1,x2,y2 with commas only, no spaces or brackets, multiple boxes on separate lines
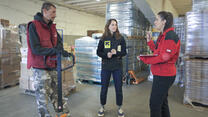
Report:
106,0,150,37
18,24,35,92
185,10,208,57
106,0,150,78
192,0,208,11
75,37,102,82
183,0,208,106
189,0,208,56
0,25,21,88
174,17,186,86
174,17,186,54
184,59,208,105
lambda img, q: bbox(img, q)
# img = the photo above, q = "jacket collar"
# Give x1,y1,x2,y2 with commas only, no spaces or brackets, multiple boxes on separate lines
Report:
34,12,53,27
162,27,174,36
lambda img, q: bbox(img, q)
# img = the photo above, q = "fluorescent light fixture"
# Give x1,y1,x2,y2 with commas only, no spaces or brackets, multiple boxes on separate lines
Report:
96,0,101,1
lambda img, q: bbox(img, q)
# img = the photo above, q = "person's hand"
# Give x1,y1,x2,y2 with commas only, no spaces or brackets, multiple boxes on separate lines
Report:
107,52,112,58
146,31,152,42
54,48,62,54
111,49,117,55
137,56,140,61
62,50,72,57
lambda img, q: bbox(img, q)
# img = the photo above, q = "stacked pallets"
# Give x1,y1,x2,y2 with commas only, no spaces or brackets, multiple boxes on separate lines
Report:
0,23,21,89
184,0,208,106
174,17,186,86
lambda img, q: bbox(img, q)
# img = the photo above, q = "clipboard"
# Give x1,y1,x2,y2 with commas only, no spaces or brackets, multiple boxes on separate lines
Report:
139,54,158,57
137,54,158,61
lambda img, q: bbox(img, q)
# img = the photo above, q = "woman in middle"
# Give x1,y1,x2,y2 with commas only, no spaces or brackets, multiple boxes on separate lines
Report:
97,19,127,117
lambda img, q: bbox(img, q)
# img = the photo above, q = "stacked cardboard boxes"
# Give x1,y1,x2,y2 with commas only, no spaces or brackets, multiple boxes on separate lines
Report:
63,42,76,96
0,24,21,88
62,60,76,96
0,19,9,27
18,24,35,92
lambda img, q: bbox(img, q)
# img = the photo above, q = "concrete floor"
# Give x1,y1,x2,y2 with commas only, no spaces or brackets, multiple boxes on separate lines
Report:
0,81,208,117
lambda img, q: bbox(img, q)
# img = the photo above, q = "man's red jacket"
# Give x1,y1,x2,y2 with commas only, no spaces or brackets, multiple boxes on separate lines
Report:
140,27,180,76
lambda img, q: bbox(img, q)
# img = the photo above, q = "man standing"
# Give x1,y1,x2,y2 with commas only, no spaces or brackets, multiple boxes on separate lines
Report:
27,2,70,117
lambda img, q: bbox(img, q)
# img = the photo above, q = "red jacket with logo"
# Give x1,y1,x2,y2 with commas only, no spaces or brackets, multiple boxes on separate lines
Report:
27,19,58,69
140,27,180,76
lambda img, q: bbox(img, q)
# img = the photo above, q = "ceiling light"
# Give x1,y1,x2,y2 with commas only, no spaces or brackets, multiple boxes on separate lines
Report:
96,0,101,1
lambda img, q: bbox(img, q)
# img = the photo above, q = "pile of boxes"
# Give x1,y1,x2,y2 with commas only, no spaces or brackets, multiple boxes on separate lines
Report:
18,24,35,92
0,20,21,88
0,19,9,27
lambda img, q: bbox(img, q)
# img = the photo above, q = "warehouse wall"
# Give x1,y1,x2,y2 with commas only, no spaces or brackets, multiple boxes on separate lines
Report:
146,0,178,17
0,0,105,35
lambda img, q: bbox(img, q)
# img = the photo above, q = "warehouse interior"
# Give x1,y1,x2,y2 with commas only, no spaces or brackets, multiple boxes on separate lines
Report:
0,0,208,117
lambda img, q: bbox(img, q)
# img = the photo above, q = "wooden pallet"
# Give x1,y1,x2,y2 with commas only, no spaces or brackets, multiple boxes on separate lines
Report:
0,80,19,90
183,99,208,111
78,79,102,85
184,103,208,111
185,54,208,59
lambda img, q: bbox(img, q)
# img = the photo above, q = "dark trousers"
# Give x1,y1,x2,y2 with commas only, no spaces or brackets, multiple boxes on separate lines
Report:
150,75,175,117
100,69,123,106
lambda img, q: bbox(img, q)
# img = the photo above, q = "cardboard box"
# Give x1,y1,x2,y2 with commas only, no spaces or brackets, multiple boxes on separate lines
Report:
20,62,32,77
19,62,35,91
19,61,76,94
0,55,21,66
0,69,20,88
0,54,21,88
62,60,76,96
0,29,21,58
19,76,35,91
3,70,19,84
0,19,9,27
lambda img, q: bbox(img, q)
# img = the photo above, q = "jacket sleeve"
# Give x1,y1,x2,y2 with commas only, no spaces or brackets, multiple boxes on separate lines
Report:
140,37,180,65
97,39,108,59
29,23,58,56
114,37,127,57
147,40,156,52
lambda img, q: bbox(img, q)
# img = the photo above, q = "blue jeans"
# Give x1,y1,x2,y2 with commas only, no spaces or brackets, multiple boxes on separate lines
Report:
100,69,123,106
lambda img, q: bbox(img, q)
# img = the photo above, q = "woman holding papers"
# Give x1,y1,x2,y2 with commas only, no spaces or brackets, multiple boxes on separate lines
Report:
139,11,180,117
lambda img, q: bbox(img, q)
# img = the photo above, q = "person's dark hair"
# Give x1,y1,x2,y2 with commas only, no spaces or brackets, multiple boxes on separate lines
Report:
158,11,173,31
41,2,56,14
101,19,122,40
